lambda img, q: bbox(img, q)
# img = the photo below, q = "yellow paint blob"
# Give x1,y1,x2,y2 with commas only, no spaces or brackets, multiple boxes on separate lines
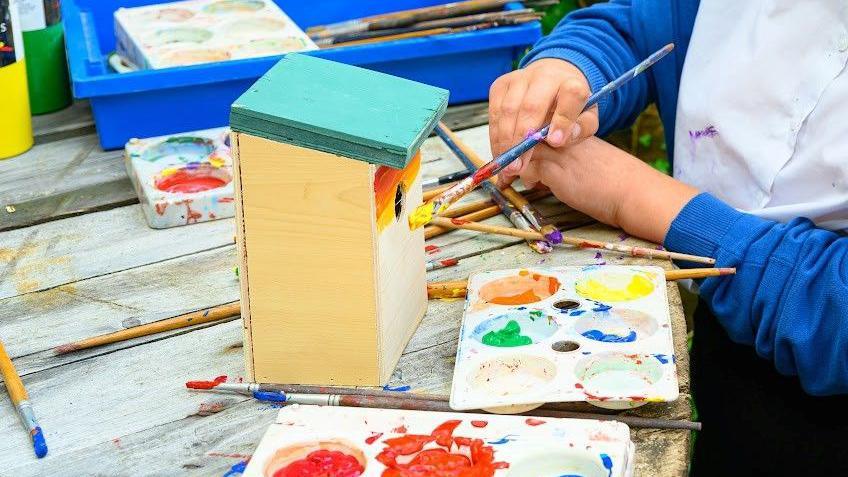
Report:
408,202,435,230
575,272,655,302
159,167,179,177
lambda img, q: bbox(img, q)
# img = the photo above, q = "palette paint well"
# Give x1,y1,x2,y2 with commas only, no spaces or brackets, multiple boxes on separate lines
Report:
242,405,636,477
451,266,679,411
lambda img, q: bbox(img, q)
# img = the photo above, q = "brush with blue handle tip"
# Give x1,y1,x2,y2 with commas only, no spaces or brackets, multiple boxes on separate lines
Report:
409,43,674,230
0,341,48,458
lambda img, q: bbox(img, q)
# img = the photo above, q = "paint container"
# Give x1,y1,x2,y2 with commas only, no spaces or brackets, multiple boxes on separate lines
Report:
0,0,34,159
19,0,71,114
451,265,679,411
243,405,636,477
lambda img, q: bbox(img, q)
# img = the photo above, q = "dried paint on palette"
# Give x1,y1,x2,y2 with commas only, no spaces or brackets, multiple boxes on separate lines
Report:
374,153,421,233
452,266,678,411
243,406,637,477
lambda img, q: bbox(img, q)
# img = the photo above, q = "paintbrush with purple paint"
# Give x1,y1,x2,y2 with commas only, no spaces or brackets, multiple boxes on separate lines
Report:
409,43,675,230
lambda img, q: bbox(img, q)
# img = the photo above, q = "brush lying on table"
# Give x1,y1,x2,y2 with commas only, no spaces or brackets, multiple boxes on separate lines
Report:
53,302,241,355
409,43,675,230
0,340,47,458
428,216,716,264
186,380,701,431
426,268,736,299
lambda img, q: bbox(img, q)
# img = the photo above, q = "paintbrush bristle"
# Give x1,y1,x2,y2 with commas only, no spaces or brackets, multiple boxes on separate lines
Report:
30,427,47,458
409,202,437,230
52,343,80,355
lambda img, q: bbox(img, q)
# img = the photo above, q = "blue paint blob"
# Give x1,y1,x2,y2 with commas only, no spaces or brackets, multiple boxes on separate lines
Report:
592,303,612,312
581,351,591,355
487,435,517,445
558,475,583,477
569,310,586,316
30,427,47,458
601,453,613,477
223,459,248,477
516,306,527,310
653,354,670,364
383,384,411,392
545,229,564,244
582,329,637,343
253,391,287,402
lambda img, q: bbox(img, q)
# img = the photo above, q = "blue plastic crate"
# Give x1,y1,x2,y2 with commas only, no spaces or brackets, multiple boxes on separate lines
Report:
62,0,541,150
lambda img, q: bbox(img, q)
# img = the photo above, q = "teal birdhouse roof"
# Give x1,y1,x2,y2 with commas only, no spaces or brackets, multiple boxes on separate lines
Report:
230,54,449,169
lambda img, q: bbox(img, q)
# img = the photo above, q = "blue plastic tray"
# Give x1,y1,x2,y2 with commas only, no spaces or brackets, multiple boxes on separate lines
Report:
62,0,541,150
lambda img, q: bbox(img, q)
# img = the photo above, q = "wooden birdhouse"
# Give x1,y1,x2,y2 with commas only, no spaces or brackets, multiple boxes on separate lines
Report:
230,54,448,386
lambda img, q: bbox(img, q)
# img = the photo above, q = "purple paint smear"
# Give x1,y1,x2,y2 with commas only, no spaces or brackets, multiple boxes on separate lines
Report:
689,125,718,141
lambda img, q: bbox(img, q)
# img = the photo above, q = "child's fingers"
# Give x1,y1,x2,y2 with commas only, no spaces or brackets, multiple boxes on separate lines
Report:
488,75,510,157
493,78,530,159
546,79,590,148
571,106,600,143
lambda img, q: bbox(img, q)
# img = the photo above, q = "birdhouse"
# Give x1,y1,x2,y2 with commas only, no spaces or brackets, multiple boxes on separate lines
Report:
230,54,448,386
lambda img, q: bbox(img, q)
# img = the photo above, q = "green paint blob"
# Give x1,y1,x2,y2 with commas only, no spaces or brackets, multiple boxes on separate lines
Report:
482,320,533,347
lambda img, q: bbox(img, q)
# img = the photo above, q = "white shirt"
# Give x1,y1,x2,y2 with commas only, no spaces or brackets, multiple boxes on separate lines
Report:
674,0,848,231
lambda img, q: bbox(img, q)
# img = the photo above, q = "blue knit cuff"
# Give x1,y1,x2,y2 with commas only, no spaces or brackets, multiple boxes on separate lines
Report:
520,48,611,123
664,193,746,263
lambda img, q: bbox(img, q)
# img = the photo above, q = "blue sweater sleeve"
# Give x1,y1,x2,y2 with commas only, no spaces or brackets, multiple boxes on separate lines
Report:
519,0,652,136
664,193,848,396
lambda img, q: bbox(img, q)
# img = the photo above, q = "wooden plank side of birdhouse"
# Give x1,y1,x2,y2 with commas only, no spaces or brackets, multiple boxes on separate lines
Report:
234,133,381,385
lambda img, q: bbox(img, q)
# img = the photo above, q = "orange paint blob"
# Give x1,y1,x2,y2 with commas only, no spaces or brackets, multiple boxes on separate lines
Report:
375,153,421,233
477,273,561,305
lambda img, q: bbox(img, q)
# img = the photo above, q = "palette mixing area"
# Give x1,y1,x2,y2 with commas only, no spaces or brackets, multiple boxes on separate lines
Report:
244,404,635,477
450,265,679,411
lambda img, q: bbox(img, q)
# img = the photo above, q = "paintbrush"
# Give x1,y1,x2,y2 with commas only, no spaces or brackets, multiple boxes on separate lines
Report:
319,11,539,45
53,302,241,355
248,391,701,431
422,170,472,190
432,124,552,253
185,379,445,401
436,122,562,244
330,21,518,48
427,268,735,299
428,217,716,264
308,0,514,40
409,43,675,229
424,190,552,239
0,340,47,458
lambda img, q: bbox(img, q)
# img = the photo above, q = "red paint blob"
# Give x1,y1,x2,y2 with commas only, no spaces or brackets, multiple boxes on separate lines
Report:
185,375,227,389
439,258,459,267
425,245,440,254
470,420,488,428
450,218,470,225
525,418,546,426
392,425,407,434
378,420,507,476
365,432,384,445
272,450,364,477
156,169,228,193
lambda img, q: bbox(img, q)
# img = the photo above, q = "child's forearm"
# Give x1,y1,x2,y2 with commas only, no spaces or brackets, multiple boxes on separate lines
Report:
613,160,699,244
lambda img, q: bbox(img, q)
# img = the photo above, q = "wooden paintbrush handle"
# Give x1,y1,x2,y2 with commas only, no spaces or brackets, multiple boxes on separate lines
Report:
0,341,28,402
55,302,242,354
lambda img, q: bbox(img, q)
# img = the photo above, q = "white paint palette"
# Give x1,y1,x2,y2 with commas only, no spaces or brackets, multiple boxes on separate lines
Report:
450,265,679,411
244,404,635,477
115,0,317,70
124,127,235,229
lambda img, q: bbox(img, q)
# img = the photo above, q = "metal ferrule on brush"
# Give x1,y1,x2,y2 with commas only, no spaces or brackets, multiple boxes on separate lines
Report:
17,401,38,432
285,393,341,406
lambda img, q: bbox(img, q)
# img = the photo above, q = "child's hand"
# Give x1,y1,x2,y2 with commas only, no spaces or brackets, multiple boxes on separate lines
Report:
489,59,599,183
517,137,699,243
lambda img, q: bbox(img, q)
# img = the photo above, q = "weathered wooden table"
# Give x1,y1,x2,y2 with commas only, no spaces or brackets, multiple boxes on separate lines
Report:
0,102,690,476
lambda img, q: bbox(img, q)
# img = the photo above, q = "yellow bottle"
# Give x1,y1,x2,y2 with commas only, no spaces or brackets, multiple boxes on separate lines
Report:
0,0,34,159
